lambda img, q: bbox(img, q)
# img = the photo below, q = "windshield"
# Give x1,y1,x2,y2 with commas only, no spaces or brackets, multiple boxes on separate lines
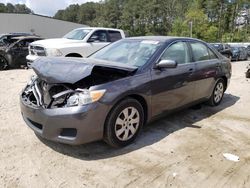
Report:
0,36,16,46
232,47,239,51
63,29,91,40
90,39,162,67
212,44,222,50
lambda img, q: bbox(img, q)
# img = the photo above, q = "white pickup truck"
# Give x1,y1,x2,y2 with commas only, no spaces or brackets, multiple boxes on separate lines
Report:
26,27,125,65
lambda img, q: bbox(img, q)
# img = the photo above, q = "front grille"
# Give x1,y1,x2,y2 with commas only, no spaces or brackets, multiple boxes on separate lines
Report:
29,45,46,56
60,128,77,138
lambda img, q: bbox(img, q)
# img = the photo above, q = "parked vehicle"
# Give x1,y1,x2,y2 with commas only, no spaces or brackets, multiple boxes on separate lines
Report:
0,32,35,47
0,36,43,70
26,27,125,66
20,36,231,147
246,45,250,57
231,46,248,61
210,43,233,59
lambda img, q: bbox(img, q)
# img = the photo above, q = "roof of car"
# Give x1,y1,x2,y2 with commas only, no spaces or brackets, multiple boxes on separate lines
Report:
74,27,123,32
125,36,198,42
11,36,42,40
0,33,33,36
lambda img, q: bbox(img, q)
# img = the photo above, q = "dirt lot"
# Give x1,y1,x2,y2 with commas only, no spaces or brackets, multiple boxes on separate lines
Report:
0,60,250,188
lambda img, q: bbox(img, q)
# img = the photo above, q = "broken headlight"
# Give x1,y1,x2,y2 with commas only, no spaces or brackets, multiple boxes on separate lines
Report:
27,75,38,85
66,89,106,107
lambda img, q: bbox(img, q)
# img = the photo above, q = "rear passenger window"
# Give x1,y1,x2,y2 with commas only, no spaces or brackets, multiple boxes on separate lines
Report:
108,30,122,42
161,42,191,64
190,42,210,61
208,48,218,59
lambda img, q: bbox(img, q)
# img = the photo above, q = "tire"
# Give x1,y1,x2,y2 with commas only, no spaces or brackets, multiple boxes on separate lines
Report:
208,79,225,106
246,70,250,78
104,98,144,147
0,56,8,70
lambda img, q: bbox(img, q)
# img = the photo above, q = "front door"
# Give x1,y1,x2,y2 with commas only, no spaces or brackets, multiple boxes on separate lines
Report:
151,41,195,117
86,30,110,56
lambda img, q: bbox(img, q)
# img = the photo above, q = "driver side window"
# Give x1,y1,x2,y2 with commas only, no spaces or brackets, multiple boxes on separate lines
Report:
88,30,108,43
161,42,190,64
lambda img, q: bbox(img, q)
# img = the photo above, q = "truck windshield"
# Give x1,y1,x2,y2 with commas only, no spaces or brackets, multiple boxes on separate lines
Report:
63,29,91,40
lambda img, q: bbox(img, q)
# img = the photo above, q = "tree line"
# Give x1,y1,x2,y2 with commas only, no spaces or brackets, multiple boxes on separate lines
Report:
54,0,249,42
0,3,32,14
0,1,248,42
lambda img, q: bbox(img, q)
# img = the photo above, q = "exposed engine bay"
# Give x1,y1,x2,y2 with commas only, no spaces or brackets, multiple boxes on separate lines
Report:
21,66,133,109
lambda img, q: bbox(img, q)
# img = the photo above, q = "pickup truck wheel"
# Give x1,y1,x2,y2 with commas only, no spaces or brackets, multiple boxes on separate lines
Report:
104,98,144,147
208,79,225,106
0,56,8,70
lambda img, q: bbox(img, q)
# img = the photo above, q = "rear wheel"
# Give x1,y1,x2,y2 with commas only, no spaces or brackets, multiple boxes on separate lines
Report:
236,55,239,61
0,56,8,70
208,79,225,106
246,70,250,78
104,98,144,147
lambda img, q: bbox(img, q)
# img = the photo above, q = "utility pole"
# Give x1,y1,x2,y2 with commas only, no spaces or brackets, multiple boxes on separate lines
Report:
190,21,193,38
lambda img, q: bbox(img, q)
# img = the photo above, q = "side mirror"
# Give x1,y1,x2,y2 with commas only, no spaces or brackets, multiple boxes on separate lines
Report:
88,35,99,43
156,60,177,69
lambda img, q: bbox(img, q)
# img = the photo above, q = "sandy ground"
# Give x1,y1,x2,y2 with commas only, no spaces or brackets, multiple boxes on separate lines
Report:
0,60,250,188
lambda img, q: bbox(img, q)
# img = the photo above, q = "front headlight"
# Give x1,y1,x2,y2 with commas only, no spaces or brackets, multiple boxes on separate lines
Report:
46,48,63,57
66,89,106,107
27,75,38,85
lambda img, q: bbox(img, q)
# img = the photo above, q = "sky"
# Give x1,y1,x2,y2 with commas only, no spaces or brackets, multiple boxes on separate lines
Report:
0,0,99,16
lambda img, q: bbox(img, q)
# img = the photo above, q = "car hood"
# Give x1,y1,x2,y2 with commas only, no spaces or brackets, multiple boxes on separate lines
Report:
30,38,83,48
31,57,138,84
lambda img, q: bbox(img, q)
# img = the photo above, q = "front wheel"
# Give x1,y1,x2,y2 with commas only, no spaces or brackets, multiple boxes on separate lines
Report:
104,98,144,147
208,79,225,106
0,56,8,70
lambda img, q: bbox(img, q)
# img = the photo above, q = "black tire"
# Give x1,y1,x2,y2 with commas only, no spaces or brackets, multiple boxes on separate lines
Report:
104,98,144,147
246,70,250,78
236,55,239,61
0,56,8,70
208,79,225,106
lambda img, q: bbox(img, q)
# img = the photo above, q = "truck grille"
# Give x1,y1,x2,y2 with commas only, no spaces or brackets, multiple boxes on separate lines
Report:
29,45,46,56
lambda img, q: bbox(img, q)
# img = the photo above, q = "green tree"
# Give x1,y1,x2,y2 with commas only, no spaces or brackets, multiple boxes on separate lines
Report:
14,4,32,13
52,0,249,42
0,3,7,12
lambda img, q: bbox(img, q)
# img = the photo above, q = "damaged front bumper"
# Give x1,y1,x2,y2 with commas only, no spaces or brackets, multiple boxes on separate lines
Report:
20,82,109,145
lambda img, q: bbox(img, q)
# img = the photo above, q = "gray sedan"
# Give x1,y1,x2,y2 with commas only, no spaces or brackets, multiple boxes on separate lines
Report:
20,36,231,147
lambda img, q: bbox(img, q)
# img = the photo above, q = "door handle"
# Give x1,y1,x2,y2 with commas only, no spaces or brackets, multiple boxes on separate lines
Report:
188,68,194,72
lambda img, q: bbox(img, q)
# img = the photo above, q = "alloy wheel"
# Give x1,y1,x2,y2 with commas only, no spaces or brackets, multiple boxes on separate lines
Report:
214,82,224,103
115,107,140,141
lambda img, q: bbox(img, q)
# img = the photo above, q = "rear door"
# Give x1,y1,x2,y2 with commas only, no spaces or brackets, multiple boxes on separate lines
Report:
108,30,122,42
151,41,195,116
189,41,221,101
